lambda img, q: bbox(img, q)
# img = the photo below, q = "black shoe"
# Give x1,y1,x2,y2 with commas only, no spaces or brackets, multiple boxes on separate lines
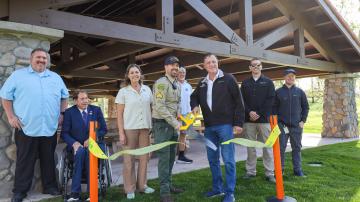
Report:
43,187,61,195
242,173,256,179
11,193,26,202
170,186,184,194
177,155,193,164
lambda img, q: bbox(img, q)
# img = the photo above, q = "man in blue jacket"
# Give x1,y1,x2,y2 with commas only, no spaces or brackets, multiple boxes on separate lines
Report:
61,90,107,201
273,69,309,177
191,54,244,202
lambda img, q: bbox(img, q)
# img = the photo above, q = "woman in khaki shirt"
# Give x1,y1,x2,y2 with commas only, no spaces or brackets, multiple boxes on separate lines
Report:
115,64,154,200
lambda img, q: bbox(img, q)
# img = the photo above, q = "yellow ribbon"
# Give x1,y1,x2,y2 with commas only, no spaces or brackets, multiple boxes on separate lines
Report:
222,124,281,148
88,137,179,160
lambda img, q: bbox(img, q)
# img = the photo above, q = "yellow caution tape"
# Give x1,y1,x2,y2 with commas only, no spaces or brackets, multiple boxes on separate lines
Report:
222,124,281,148
89,137,179,160
179,113,196,131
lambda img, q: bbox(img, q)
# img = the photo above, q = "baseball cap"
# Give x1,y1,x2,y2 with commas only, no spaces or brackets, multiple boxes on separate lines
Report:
284,68,296,76
164,56,180,66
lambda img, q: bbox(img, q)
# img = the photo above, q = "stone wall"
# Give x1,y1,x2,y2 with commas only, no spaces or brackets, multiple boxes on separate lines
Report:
0,21,63,198
322,74,359,138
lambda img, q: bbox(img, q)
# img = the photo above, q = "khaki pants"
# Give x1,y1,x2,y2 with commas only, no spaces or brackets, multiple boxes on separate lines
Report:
123,129,151,193
244,123,274,176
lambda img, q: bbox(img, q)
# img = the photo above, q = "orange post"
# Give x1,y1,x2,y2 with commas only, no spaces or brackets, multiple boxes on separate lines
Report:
89,121,98,202
270,115,285,199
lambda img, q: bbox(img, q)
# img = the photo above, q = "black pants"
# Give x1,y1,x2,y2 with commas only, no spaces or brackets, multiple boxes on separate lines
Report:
13,129,58,194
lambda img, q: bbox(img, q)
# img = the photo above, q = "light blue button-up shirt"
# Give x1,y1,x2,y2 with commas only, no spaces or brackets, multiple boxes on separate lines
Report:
0,66,69,137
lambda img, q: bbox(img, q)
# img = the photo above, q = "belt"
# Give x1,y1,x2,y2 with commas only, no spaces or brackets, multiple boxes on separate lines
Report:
152,118,167,123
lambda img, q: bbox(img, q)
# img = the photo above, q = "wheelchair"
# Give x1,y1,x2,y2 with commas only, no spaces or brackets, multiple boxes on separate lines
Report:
57,140,113,201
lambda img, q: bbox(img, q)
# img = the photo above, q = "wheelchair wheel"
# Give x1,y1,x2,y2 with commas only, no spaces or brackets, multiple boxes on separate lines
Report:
62,150,73,201
104,146,113,187
99,159,107,198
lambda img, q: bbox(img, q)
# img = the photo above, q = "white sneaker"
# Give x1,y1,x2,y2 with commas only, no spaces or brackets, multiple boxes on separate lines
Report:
127,192,135,199
67,197,79,202
143,186,155,194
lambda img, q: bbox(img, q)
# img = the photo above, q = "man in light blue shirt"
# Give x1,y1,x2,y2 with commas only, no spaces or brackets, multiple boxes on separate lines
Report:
0,48,69,202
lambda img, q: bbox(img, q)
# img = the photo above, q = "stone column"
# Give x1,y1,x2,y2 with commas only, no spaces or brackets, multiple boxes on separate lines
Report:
0,21,63,198
322,74,359,138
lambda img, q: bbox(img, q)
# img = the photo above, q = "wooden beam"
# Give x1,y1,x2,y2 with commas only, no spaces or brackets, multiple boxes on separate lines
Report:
254,20,298,49
21,9,338,72
161,0,174,33
60,42,149,72
61,41,71,63
182,0,246,46
63,35,124,70
238,0,253,45
61,69,124,79
47,0,96,9
318,0,360,55
294,25,305,58
0,0,8,18
234,67,329,81
270,0,350,71
142,53,206,75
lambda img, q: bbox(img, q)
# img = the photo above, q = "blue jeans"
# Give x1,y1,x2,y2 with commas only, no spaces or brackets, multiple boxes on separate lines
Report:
204,124,236,194
279,123,303,173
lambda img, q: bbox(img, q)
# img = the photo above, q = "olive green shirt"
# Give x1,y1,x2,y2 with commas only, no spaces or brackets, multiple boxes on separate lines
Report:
152,75,181,128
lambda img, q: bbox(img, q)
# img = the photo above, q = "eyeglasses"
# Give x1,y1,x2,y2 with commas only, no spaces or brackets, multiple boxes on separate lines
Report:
249,64,262,68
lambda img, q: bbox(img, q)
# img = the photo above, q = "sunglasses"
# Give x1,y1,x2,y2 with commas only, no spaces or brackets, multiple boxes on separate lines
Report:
249,64,262,68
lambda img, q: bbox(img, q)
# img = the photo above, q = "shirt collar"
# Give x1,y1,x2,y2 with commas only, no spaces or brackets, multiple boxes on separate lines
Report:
78,107,88,114
251,74,262,82
165,74,176,83
283,84,296,89
202,69,224,83
28,66,50,77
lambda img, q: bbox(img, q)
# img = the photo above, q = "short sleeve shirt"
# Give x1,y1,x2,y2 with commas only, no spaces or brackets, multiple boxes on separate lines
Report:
0,66,69,136
115,85,153,130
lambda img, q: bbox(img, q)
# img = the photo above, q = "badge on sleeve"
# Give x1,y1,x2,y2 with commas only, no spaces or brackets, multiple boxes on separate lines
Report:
156,91,164,99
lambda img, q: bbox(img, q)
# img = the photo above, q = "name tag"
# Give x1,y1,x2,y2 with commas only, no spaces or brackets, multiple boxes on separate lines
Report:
283,126,289,134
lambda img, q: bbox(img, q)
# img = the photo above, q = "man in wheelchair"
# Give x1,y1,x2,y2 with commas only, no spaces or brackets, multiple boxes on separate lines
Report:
61,90,107,201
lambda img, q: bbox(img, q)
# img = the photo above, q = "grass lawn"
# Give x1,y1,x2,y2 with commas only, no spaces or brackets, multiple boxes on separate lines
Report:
303,97,360,134
42,141,360,202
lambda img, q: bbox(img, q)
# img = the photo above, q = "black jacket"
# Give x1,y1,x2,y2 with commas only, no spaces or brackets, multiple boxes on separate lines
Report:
190,70,245,127
273,84,309,128
241,75,275,123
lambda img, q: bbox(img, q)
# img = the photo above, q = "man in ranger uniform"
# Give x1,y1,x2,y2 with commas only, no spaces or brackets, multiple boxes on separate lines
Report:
152,56,184,202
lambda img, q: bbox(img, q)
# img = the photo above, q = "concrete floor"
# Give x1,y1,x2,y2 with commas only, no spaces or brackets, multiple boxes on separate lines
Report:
2,133,359,202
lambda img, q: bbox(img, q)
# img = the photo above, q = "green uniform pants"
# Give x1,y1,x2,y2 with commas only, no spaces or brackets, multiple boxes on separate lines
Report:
153,119,178,196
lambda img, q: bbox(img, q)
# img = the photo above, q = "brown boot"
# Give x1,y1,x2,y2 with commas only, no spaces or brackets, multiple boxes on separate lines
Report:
160,195,174,202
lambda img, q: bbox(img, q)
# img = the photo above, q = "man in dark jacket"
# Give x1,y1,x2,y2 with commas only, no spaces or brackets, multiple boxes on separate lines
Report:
241,58,276,183
273,69,309,177
191,54,245,202
61,90,107,201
